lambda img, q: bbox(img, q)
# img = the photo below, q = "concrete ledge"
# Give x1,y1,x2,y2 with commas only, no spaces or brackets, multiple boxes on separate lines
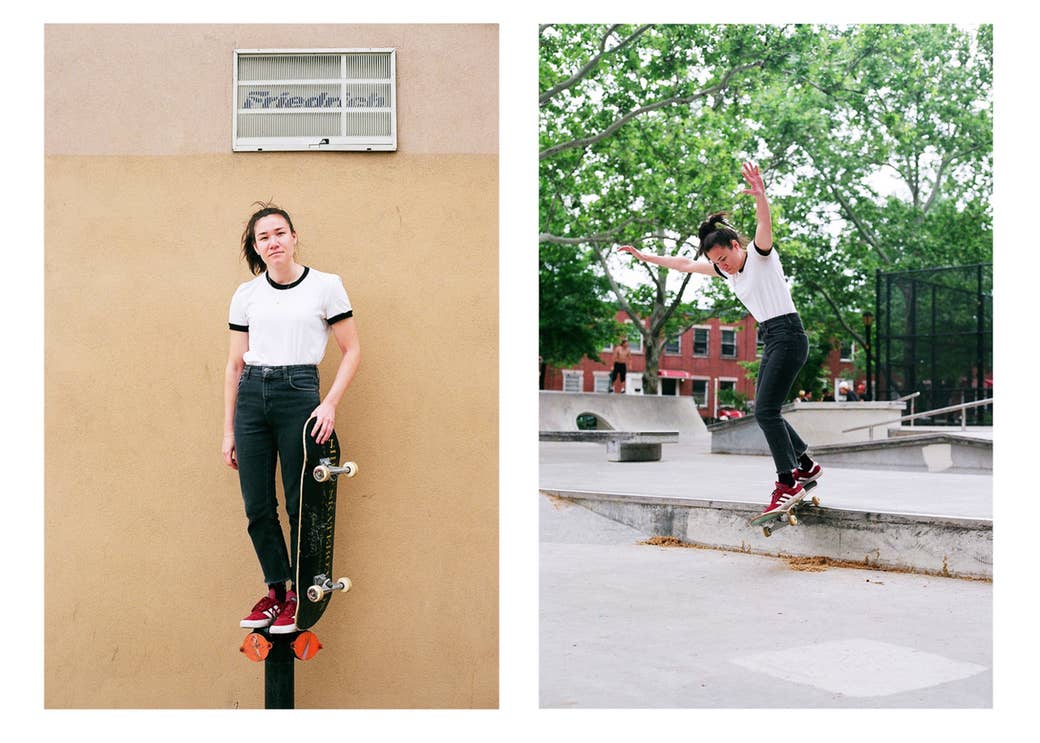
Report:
812,433,992,473
540,488,992,579
539,391,708,441
708,401,907,454
539,431,679,462
538,431,679,443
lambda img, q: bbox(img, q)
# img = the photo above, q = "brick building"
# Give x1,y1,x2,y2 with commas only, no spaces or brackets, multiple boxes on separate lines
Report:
542,311,860,421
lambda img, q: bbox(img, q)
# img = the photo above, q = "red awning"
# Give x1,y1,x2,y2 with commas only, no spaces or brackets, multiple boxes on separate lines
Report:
658,370,691,379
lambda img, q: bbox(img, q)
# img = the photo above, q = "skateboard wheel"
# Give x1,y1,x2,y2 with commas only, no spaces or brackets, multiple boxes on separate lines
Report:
291,631,323,661
240,632,272,662
306,585,326,603
787,513,798,526
811,495,820,507
762,526,772,537
313,465,331,483
342,461,358,478
337,577,352,593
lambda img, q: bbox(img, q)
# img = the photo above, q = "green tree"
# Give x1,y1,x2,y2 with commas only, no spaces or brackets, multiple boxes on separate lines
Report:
540,24,806,391
539,24,992,396
750,24,992,350
538,242,620,383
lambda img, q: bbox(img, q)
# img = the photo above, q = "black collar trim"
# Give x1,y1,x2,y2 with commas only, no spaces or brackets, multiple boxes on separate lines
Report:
266,266,309,290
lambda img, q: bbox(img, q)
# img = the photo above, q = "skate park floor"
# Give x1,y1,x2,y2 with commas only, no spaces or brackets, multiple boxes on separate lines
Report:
539,441,991,519
538,441,992,708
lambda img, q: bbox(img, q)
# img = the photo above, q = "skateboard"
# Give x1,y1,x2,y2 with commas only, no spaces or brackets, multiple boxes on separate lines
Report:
749,480,820,537
294,415,358,630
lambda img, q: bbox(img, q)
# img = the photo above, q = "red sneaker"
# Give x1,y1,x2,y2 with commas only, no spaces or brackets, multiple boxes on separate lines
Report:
240,589,282,629
758,481,805,517
793,462,822,485
269,590,298,634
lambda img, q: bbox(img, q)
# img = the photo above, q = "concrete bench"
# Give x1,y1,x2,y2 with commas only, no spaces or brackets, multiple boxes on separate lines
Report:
538,430,679,462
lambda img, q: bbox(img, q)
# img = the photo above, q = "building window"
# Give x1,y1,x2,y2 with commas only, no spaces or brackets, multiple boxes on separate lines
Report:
692,327,709,357
840,340,855,363
592,371,610,393
233,49,397,152
562,370,584,393
721,328,737,359
664,336,681,355
717,378,738,410
692,378,709,407
626,322,644,354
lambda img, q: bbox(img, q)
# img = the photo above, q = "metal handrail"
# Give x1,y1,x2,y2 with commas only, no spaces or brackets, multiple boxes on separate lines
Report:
841,397,993,439
895,391,921,426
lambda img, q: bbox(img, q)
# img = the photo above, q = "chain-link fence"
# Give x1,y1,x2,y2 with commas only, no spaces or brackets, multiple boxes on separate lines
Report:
875,263,992,425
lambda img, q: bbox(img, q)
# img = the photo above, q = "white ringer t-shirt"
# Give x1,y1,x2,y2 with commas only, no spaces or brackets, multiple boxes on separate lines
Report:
714,242,797,323
228,267,353,366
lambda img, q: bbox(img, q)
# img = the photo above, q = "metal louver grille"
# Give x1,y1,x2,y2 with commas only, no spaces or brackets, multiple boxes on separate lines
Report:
233,49,396,151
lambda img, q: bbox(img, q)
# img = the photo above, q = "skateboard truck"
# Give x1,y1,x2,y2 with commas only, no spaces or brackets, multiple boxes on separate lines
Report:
312,458,358,483
306,573,352,603
761,493,820,536
754,481,821,537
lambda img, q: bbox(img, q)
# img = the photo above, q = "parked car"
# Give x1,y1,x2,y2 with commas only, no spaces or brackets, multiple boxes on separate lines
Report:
717,406,745,421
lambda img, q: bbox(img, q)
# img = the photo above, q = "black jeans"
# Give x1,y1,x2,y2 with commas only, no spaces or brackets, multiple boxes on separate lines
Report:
234,364,320,586
754,313,809,475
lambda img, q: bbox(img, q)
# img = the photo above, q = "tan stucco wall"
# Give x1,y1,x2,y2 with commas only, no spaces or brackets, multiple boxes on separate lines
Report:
45,24,498,156
45,25,498,709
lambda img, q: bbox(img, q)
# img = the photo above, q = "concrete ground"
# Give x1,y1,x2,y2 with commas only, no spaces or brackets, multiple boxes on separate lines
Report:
539,442,992,708
540,441,992,518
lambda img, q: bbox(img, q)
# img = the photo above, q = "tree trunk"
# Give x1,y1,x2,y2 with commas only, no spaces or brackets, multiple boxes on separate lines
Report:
642,337,661,394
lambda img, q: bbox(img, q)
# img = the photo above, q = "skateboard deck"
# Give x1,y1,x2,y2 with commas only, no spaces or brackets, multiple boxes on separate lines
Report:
294,416,357,630
749,480,820,537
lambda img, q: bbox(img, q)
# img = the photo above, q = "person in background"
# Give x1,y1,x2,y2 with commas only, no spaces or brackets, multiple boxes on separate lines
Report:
840,382,860,402
608,338,632,393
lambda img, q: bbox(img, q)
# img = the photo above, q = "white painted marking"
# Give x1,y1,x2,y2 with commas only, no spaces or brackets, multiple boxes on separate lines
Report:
731,638,987,697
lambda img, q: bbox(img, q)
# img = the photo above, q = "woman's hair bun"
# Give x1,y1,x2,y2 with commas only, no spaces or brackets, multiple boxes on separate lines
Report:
698,211,732,242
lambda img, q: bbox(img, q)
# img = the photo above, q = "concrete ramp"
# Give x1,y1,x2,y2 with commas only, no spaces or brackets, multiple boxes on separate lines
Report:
811,433,992,473
539,391,708,441
709,400,907,454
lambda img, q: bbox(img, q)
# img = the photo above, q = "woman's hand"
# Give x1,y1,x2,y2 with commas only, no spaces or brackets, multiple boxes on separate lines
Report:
618,245,644,260
308,401,337,445
741,161,766,198
222,433,238,470
741,161,773,251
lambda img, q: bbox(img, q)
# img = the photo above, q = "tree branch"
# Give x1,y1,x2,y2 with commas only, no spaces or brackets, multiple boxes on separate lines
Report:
655,271,694,333
538,214,654,246
538,232,616,245
805,278,867,347
539,25,653,106
918,152,952,220
539,61,764,161
588,244,648,339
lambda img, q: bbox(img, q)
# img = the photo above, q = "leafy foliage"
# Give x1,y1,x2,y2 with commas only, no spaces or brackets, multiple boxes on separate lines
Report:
539,24,992,392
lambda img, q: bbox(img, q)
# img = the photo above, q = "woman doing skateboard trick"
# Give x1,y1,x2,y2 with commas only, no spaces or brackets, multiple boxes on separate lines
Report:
223,203,361,633
619,162,822,518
